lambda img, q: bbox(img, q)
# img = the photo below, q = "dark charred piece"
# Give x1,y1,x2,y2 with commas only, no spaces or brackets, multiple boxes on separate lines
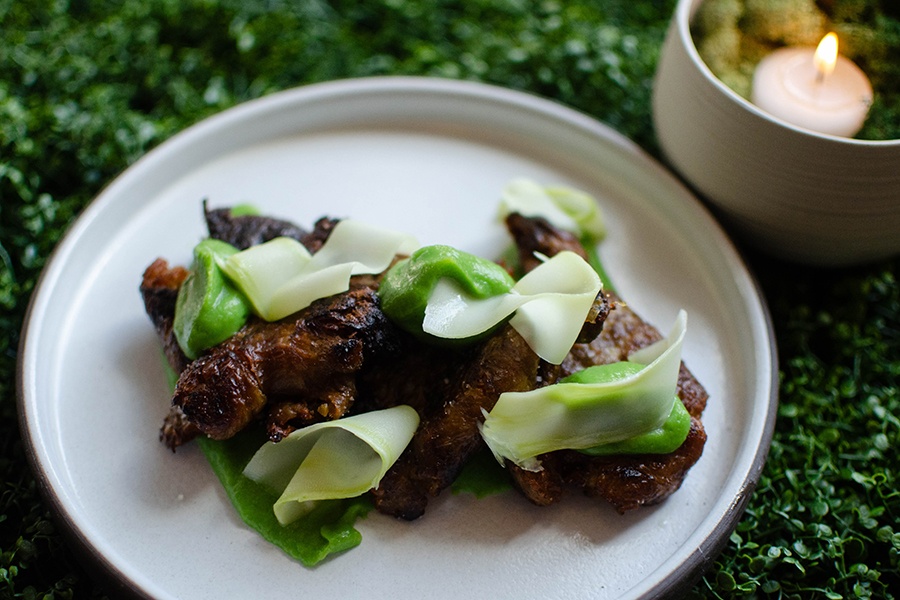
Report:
140,258,191,374
507,295,709,513
142,208,399,450
369,325,540,520
163,281,401,449
505,212,587,274
203,201,339,252
299,217,340,255
203,201,307,250
505,212,612,344
140,258,203,446
578,291,612,344
160,405,201,450
508,420,707,513
561,414,707,513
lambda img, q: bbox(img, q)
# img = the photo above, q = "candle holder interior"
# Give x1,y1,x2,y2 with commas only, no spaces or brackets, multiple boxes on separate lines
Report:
687,0,899,142
652,0,900,266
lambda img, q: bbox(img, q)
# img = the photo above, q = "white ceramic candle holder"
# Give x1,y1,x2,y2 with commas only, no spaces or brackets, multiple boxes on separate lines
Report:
652,0,900,266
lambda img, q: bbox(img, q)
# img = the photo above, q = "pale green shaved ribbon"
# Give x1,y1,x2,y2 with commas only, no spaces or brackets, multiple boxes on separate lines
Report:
423,250,602,364
222,220,418,321
243,405,420,525
480,310,688,471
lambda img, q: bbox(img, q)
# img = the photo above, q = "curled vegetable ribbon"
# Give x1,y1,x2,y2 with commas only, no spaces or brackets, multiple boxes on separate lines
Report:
422,250,602,364
222,220,418,321
498,178,606,241
243,405,420,525
480,310,688,471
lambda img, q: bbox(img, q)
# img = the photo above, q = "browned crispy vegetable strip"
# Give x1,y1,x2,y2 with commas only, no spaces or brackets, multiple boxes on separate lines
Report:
370,325,540,520
140,258,191,375
164,281,401,449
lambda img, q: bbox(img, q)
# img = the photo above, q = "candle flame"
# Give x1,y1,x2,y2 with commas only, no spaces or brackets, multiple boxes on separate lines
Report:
814,33,839,80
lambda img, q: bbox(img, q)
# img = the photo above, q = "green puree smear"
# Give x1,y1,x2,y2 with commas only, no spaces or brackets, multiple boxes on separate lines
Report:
378,244,515,343
198,430,373,567
165,362,373,567
173,239,250,360
197,430,507,566
565,363,691,457
451,449,513,498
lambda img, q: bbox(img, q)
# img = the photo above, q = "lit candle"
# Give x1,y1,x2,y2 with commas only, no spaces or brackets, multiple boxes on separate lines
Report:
751,33,872,137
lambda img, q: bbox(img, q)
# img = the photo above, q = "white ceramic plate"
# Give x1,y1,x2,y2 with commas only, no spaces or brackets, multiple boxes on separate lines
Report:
18,77,776,599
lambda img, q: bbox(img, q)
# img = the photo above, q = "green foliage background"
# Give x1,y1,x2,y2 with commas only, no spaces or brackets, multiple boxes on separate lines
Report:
1,0,897,598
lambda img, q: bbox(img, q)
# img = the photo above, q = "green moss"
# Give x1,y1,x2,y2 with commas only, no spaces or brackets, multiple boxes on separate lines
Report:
742,0,827,46
693,0,743,33
697,25,743,76
691,0,900,140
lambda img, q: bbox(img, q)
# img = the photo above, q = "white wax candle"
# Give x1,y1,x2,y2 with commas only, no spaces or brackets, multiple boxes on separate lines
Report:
751,35,872,137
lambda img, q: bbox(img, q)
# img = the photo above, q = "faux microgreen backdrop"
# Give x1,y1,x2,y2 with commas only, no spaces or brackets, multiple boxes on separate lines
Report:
1,1,897,598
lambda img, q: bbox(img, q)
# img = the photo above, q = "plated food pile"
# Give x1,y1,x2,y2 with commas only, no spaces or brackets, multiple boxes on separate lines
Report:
139,181,708,564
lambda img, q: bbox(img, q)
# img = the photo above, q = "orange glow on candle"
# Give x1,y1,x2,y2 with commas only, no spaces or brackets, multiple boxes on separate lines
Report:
814,33,838,79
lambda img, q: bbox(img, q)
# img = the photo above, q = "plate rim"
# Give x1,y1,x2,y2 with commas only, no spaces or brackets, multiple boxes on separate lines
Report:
16,75,779,599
